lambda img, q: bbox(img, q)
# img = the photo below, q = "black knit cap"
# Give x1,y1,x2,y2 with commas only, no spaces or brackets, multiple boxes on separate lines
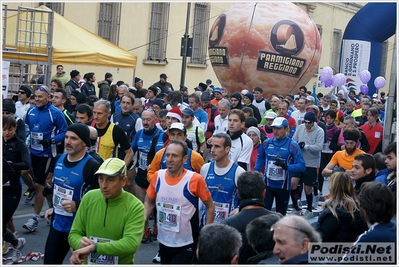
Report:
66,123,91,147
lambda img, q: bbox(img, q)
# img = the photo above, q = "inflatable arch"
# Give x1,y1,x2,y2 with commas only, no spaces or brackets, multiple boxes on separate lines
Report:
340,3,396,96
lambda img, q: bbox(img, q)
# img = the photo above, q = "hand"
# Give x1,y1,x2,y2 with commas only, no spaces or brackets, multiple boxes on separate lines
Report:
69,245,93,265
39,139,52,148
44,208,53,223
298,142,305,149
80,236,94,248
274,160,288,170
61,200,77,213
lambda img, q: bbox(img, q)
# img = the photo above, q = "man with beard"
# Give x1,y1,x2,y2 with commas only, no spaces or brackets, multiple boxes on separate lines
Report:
322,127,365,177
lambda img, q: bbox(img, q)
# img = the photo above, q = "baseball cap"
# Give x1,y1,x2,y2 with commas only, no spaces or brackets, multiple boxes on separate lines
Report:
95,158,127,177
271,117,289,128
213,87,222,94
241,89,249,95
169,122,186,134
306,95,315,102
160,73,168,79
304,111,317,123
182,107,194,116
265,112,277,119
372,93,378,99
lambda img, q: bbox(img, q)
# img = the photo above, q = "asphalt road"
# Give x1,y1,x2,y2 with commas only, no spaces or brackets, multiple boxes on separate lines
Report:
4,179,329,265
3,184,160,265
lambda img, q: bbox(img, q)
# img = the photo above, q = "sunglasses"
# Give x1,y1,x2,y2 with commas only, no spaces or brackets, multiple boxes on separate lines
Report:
340,102,345,105
304,120,313,124
374,101,381,104
18,91,26,94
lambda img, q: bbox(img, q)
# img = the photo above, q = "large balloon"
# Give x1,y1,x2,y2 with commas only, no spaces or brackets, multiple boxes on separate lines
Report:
360,84,369,95
208,2,322,98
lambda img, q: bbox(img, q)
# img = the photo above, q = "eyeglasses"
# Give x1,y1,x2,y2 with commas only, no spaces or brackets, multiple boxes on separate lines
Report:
271,223,310,237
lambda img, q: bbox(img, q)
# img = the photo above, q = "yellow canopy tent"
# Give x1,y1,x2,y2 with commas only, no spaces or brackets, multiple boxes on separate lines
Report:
2,5,137,69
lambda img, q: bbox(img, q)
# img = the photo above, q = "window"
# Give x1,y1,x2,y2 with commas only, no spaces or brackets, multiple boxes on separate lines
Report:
43,2,64,16
314,24,323,75
98,3,121,45
147,3,170,62
380,40,388,77
331,29,342,71
190,3,210,65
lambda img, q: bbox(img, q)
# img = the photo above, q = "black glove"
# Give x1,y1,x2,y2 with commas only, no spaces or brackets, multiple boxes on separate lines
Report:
42,185,53,197
40,139,52,148
274,160,288,170
298,142,306,149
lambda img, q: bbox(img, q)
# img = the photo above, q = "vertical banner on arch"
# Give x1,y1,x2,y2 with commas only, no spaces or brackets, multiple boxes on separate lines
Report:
340,40,371,93
2,60,10,99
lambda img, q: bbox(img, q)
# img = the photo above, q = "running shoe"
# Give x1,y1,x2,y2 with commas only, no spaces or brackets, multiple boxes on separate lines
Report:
152,251,161,263
151,224,158,241
25,189,36,203
12,237,26,263
23,217,38,232
141,228,152,244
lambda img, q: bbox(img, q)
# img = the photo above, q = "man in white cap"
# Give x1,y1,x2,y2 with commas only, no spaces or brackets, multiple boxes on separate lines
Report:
255,117,306,216
69,158,145,264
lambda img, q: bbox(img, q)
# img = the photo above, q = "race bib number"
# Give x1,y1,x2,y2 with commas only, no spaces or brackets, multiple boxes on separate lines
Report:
53,184,74,216
88,237,118,265
138,152,148,170
267,160,285,181
157,202,181,233
31,132,43,150
375,132,381,138
214,202,229,224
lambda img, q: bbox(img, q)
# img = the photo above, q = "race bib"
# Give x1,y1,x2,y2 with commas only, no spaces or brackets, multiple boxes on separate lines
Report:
53,184,74,216
138,152,148,170
88,237,118,265
267,160,285,181
375,132,381,138
157,201,181,233
31,132,43,150
214,202,229,224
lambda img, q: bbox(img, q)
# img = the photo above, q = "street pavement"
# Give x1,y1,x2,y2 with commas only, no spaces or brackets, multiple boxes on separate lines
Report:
4,178,329,265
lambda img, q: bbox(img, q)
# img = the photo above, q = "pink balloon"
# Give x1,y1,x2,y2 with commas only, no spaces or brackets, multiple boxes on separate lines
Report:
320,67,333,82
374,76,386,89
359,70,371,84
324,77,333,87
360,84,368,95
332,73,346,87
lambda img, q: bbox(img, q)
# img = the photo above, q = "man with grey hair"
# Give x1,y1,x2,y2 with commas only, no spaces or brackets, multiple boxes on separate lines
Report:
92,99,133,167
212,99,230,136
272,215,321,264
345,99,356,116
196,224,242,264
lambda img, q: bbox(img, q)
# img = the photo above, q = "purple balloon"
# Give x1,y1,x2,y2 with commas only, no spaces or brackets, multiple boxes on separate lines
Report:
360,84,368,95
320,67,333,82
324,77,333,87
359,70,371,84
374,76,386,89
332,73,346,87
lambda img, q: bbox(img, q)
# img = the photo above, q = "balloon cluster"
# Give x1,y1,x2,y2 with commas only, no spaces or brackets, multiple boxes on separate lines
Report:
319,67,346,87
320,67,386,94
359,70,386,94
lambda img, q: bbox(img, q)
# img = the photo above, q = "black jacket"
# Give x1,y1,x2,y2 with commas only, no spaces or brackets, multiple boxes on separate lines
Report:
314,204,368,242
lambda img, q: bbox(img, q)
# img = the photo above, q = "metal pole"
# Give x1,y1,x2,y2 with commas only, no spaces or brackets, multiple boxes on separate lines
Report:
382,36,397,150
180,2,191,89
